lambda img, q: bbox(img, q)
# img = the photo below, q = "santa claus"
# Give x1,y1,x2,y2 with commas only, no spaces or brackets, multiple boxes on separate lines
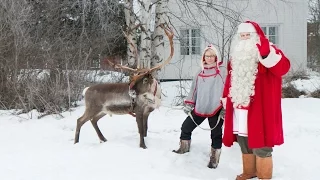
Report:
221,21,290,180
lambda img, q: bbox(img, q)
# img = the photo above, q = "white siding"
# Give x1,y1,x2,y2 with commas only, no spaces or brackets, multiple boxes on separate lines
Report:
159,0,307,80
238,0,308,72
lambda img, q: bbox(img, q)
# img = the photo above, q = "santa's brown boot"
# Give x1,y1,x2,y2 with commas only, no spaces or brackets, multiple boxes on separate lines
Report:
236,154,257,180
207,148,222,169
256,156,273,180
172,140,191,154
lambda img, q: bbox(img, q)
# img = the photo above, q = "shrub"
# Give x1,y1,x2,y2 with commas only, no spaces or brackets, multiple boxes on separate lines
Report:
310,89,320,98
282,84,307,98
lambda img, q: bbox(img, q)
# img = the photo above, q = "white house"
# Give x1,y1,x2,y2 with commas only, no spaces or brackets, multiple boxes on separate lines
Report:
158,0,308,80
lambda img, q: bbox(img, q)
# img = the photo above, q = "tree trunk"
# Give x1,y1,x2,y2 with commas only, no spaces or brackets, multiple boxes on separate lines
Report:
151,0,169,79
139,0,152,69
124,0,138,67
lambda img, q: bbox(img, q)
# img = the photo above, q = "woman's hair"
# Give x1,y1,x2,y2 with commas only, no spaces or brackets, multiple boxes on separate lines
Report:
204,48,216,56
203,48,217,63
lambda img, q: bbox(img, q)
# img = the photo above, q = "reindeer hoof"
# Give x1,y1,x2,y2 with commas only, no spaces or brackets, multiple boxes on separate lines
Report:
99,138,107,143
140,144,147,149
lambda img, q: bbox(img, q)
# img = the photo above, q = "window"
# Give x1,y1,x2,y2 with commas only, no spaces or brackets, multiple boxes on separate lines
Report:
261,26,279,45
180,29,201,55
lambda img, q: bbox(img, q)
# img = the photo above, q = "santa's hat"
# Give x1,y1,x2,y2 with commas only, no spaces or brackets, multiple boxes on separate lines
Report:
200,44,222,70
236,20,266,38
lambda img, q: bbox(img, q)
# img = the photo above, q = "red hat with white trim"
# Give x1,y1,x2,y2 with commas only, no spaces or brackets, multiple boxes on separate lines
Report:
237,20,266,38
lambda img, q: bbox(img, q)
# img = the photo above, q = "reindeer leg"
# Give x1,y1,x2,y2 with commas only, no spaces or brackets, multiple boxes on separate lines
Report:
136,112,147,149
90,113,107,143
74,114,90,144
143,111,151,137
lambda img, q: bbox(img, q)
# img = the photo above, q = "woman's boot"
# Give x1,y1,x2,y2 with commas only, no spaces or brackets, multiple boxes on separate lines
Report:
207,148,222,169
172,140,191,154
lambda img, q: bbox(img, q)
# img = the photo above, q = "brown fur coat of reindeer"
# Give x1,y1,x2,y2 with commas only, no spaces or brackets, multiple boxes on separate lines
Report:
74,25,174,149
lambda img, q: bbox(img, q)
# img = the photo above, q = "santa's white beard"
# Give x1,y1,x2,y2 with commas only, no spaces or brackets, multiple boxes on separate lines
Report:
229,38,259,108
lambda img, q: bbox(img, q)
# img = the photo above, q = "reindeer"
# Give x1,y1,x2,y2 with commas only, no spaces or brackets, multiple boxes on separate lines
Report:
74,25,174,149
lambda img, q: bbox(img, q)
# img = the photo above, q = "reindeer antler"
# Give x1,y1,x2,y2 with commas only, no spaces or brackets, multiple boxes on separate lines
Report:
107,60,137,72
127,24,174,81
149,24,174,72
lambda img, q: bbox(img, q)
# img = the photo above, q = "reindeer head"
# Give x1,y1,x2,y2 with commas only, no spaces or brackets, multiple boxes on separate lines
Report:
108,24,174,95
128,73,154,95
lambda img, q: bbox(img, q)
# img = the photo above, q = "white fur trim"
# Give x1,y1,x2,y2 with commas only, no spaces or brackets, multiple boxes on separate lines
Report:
233,108,248,136
220,97,226,109
259,46,282,68
237,23,256,33
201,45,221,70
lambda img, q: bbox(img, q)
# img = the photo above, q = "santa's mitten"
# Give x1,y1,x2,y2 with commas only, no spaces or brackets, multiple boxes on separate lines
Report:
256,37,270,58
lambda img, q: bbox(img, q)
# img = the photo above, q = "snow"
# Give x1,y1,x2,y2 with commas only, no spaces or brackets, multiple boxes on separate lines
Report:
290,70,320,94
0,80,320,180
18,69,128,83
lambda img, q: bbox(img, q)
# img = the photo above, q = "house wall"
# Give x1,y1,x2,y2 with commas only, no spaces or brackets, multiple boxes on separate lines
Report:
158,0,307,80
239,0,308,72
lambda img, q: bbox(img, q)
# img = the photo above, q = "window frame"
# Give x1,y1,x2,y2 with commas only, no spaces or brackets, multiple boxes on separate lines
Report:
179,28,201,55
261,25,280,46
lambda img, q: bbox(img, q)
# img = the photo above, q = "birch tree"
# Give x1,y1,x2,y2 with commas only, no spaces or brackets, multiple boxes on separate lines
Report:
137,0,153,69
123,0,171,71
124,0,138,67
151,0,170,78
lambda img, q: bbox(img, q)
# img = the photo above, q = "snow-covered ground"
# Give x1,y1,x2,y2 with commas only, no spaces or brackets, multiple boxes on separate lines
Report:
0,80,319,180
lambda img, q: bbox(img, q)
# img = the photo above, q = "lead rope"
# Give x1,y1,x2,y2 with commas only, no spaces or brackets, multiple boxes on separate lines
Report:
188,111,224,131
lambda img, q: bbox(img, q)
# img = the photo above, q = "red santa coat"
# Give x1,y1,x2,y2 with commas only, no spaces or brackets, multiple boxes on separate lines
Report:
222,45,291,149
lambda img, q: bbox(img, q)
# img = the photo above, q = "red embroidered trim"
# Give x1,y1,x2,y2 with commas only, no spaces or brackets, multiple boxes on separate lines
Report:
184,100,195,105
193,105,222,117
204,66,215,69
